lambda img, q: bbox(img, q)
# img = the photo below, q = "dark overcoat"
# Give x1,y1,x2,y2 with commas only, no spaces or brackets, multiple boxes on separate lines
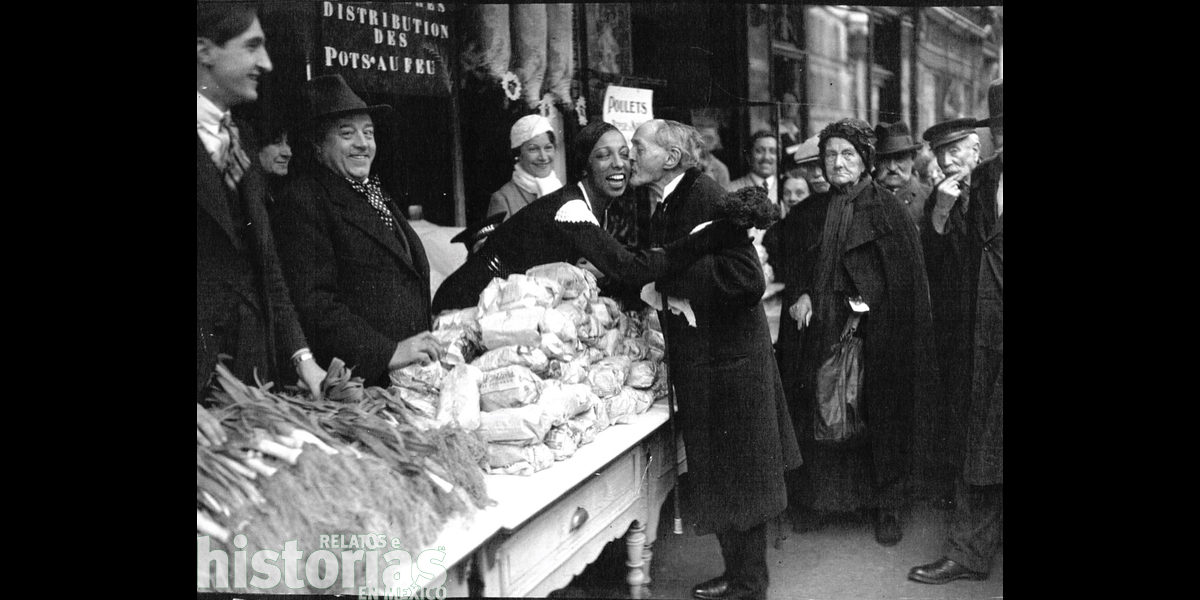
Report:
772,179,939,504
196,135,307,399
651,168,802,535
922,153,1003,485
893,178,932,234
270,165,432,387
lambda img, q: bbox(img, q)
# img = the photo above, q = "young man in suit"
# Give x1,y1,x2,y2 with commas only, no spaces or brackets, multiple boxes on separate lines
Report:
196,2,325,446
630,119,802,600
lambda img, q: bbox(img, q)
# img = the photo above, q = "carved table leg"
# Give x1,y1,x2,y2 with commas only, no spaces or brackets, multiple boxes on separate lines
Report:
642,541,654,586
626,520,648,598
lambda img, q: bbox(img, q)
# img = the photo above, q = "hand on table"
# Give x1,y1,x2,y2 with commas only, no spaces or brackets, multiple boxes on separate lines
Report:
389,331,444,370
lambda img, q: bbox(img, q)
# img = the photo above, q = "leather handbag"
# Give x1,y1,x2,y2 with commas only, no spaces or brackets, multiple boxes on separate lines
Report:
814,311,867,444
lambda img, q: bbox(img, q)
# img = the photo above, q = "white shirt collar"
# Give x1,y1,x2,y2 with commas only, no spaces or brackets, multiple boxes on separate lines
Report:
659,170,687,203
748,172,773,189
576,181,609,229
197,92,228,135
197,92,230,165
576,181,594,212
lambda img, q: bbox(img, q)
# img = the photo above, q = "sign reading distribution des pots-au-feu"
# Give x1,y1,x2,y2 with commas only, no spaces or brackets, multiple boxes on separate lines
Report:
318,2,452,97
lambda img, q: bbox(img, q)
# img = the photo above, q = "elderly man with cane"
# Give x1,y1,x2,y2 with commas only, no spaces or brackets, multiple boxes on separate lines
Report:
630,118,801,600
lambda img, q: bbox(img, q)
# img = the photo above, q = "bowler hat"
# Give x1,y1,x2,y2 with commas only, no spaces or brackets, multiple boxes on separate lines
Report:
451,211,506,251
874,122,923,157
923,117,979,151
303,74,393,124
786,134,822,166
980,78,1003,128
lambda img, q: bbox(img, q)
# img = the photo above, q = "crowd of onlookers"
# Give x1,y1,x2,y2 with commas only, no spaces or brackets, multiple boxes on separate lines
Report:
197,4,1003,598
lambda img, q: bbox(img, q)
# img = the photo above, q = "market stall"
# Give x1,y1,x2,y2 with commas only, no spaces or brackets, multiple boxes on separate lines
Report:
197,262,678,597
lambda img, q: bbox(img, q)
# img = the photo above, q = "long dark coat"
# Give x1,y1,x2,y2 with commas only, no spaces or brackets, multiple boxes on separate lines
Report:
892,178,932,234
270,166,432,388
921,153,1003,485
196,135,308,399
772,178,939,510
651,168,802,535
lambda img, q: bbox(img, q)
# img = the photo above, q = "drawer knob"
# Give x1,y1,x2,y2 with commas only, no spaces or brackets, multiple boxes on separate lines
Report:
569,507,589,532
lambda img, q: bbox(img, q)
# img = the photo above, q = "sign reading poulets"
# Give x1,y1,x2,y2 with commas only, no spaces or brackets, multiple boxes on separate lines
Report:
318,1,452,97
603,85,654,148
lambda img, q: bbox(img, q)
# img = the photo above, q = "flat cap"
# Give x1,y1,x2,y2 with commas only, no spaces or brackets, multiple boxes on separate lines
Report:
922,117,979,150
786,134,822,165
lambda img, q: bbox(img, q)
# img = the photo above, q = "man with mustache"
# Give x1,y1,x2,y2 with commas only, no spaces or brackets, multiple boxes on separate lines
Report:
872,121,931,232
726,131,780,205
909,78,1003,586
196,1,327,447
632,119,801,600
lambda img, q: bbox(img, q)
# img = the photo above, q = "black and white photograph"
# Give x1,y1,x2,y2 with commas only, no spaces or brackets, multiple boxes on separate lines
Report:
197,3,1003,598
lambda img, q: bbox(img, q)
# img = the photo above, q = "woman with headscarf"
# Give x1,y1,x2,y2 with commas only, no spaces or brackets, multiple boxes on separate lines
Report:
432,120,748,314
487,114,564,220
771,118,938,547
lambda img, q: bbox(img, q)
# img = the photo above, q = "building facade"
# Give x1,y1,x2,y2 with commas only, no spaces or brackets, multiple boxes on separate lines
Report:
248,3,1003,227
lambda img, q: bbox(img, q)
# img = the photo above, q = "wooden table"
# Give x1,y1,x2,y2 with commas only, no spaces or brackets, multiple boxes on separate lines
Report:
432,401,678,598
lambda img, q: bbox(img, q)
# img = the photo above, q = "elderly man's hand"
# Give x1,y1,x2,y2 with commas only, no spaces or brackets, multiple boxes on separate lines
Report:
389,331,444,371
789,294,813,330
197,402,227,447
296,359,327,402
931,171,968,234
935,170,968,206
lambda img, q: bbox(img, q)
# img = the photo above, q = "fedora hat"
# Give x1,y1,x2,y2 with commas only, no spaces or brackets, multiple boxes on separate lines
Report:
980,78,1003,128
874,122,923,157
923,117,979,151
303,74,393,124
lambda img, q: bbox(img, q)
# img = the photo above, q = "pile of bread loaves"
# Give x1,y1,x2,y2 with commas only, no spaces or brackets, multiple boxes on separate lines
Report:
389,262,668,476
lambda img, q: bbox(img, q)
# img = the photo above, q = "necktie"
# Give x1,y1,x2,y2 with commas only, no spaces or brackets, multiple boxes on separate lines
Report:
347,176,411,256
220,114,251,192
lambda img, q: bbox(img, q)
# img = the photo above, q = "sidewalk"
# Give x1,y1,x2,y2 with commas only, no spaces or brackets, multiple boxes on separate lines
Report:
551,496,1003,600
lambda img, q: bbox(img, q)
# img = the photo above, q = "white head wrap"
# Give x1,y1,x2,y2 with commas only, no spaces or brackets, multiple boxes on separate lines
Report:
510,114,554,149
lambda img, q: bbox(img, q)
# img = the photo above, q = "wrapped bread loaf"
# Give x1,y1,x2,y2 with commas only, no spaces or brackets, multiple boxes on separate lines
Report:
478,404,554,443
479,364,544,411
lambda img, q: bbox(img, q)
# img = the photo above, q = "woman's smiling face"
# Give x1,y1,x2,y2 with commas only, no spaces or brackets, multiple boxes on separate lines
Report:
585,130,630,199
517,132,556,178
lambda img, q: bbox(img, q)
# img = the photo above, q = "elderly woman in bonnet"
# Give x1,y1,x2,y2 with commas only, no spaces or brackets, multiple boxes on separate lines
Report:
432,120,754,315
487,114,564,220
771,118,938,547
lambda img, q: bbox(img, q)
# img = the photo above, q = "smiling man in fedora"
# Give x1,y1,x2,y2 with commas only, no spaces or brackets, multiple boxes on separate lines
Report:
270,74,444,388
873,121,930,231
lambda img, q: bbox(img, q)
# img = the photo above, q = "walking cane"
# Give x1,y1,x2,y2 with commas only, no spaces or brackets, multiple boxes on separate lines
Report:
658,309,685,535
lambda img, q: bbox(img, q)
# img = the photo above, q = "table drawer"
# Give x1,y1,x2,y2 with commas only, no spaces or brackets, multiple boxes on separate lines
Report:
495,449,642,593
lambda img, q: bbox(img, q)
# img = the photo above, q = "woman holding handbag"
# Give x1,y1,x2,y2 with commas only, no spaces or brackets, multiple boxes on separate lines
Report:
772,118,938,546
